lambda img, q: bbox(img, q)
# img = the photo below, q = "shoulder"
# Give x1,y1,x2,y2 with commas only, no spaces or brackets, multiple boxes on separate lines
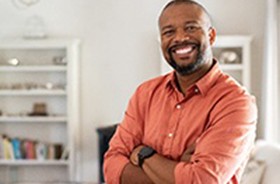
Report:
214,73,252,99
210,73,257,122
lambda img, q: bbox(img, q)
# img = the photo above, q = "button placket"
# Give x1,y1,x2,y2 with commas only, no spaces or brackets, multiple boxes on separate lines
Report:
163,102,182,153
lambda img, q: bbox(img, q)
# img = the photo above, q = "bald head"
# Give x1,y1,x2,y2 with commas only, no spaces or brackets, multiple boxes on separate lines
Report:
159,0,212,28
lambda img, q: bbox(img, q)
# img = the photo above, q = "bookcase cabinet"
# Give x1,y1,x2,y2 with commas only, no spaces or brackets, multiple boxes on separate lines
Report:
0,38,80,182
160,35,252,91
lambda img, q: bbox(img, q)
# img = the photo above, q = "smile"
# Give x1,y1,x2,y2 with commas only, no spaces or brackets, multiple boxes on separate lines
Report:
170,44,198,59
174,46,196,55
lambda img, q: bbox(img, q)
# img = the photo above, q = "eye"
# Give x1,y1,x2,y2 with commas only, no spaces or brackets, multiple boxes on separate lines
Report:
162,29,175,37
185,25,200,33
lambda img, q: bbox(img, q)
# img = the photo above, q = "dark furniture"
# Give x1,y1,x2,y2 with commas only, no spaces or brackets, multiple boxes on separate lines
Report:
96,124,118,183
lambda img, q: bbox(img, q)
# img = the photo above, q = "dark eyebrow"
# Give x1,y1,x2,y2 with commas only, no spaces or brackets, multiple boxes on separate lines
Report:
161,20,200,30
160,25,173,32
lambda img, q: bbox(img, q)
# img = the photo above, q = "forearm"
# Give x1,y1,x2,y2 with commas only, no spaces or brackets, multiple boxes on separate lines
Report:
121,163,154,184
142,154,178,184
129,145,193,184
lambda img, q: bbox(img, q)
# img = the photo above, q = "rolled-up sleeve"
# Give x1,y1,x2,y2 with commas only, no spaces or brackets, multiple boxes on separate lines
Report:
103,86,145,184
174,94,257,184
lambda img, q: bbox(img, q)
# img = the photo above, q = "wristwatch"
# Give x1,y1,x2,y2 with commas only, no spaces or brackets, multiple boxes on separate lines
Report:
138,146,156,168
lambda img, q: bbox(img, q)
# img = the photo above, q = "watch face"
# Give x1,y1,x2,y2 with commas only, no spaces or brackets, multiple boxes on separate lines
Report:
139,146,156,159
138,146,156,167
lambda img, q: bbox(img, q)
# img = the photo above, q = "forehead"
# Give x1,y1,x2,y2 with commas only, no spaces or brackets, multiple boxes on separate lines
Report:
159,3,209,28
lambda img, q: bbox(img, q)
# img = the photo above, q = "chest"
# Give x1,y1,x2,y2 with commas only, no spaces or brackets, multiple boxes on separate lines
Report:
142,89,212,160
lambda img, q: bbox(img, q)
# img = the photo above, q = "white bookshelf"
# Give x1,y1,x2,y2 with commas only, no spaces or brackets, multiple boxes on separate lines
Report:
160,35,252,91
0,159,69,166
0,65,67,72
214,35,252,91
0,38,80,182
0,116,67,123
0,90,66,96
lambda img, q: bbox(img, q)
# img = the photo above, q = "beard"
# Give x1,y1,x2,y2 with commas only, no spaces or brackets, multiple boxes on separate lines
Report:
167,44,209,76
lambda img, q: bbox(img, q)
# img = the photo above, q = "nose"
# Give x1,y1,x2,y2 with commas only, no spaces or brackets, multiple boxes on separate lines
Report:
174,29,190,43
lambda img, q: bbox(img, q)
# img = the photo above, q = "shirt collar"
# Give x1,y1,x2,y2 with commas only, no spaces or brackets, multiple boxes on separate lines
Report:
195,59,222,96
165,59,222,96
164,70,177,90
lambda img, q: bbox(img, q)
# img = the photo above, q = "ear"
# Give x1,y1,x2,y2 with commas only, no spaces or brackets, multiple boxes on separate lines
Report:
208,27,216,46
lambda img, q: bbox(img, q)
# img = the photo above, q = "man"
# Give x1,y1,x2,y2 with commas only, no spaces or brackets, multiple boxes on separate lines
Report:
104,0,257,183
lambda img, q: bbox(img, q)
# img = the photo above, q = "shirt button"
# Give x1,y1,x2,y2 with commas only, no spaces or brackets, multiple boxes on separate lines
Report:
176,104,181,109
194,88,199,93
168,133,173,138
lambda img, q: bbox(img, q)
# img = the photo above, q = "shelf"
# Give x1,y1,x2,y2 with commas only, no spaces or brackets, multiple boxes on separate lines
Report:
0,159,69,166
0,65,67,72
220,64,243,70
0,116,67,123
0,89,66,96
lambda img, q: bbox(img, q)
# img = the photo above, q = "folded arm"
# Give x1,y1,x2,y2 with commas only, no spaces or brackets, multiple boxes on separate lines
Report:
129,96,257,184
129,144,195,184
104,86,257,184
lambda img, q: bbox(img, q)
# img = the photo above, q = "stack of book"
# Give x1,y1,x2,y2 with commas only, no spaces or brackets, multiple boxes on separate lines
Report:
0,134,68,160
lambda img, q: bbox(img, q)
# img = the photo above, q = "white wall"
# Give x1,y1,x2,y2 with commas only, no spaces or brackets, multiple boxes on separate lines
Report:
0,0,266,182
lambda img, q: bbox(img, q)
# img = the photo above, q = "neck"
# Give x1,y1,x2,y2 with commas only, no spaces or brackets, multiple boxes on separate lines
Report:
175,59,214,95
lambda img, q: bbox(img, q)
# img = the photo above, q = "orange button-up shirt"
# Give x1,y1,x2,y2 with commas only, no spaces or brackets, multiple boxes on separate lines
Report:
104,61,257,184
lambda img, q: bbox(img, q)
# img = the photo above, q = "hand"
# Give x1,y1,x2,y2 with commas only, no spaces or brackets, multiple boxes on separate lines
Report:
130,145,145,166
180,143,196,163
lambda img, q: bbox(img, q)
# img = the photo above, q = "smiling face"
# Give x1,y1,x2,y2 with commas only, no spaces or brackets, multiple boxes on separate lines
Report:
159,2,216,76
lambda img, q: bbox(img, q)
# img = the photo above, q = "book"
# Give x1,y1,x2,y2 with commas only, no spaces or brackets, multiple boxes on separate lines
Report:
60,145,69,160
0,135,3,159
25,140,36,159
11,138,21,159
20,139,27,159
2,135,14,160
8,138,15,160
47,144,55,159
36,142,47,160
54,143,63,160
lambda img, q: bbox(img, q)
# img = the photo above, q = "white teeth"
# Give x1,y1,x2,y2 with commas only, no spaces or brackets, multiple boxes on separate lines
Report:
175,47,193,54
